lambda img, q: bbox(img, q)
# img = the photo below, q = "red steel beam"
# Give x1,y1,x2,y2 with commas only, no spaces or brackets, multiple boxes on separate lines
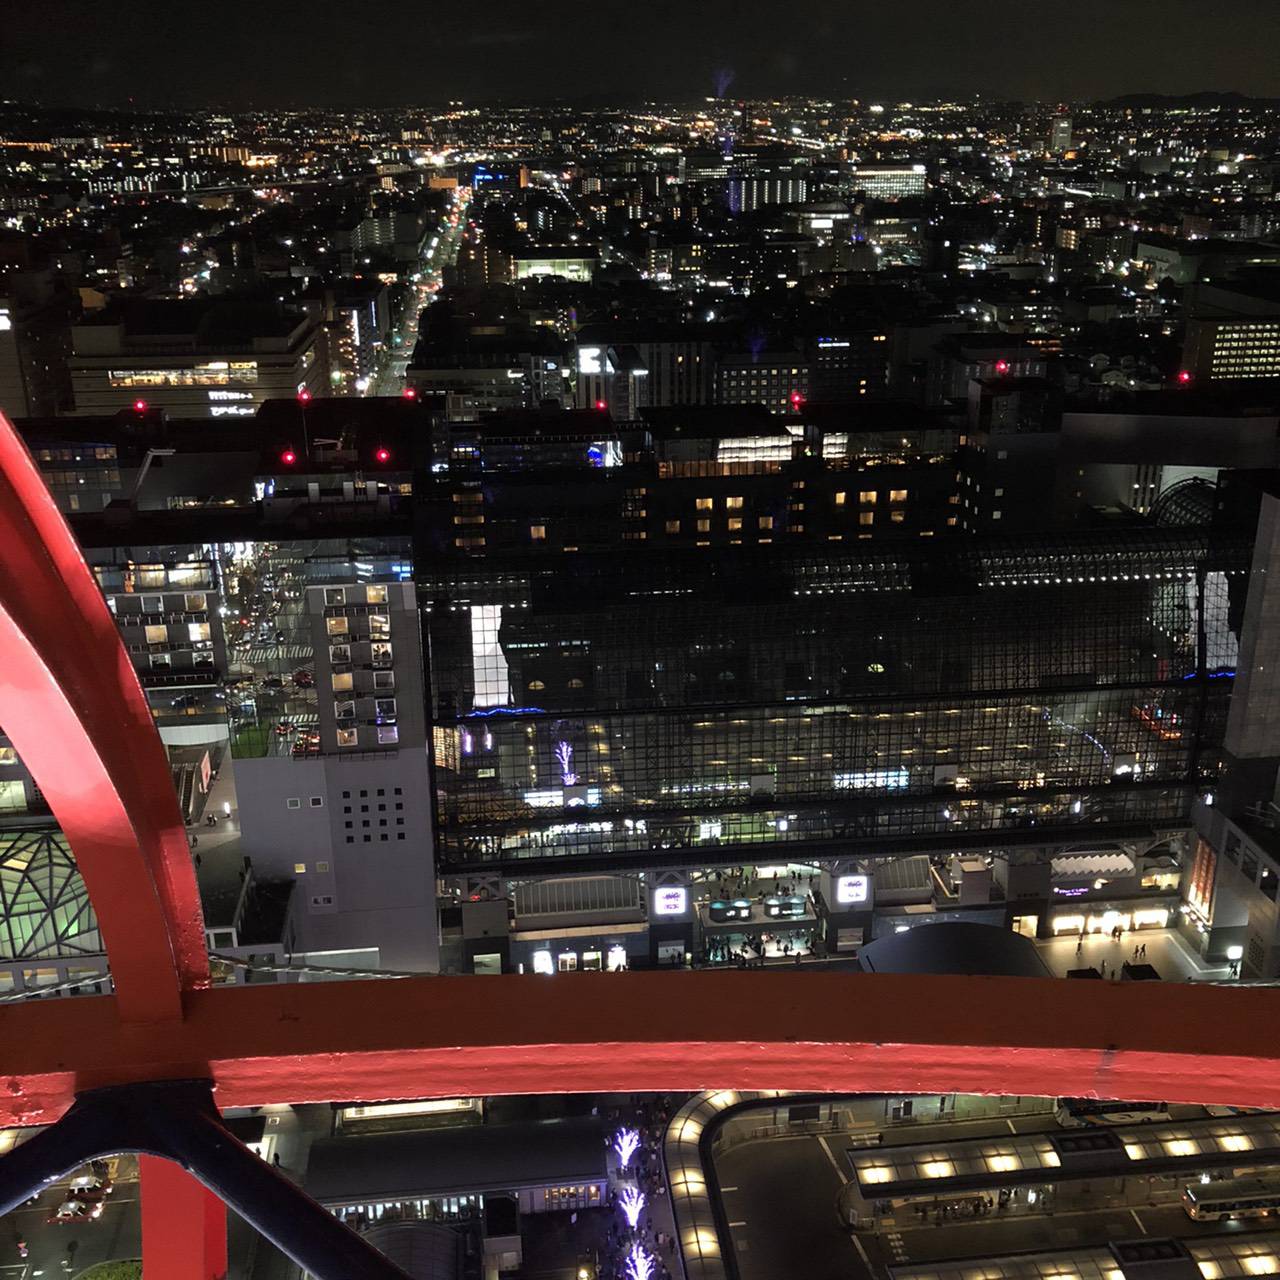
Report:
1,970,1279,1128
0,412,208,1022
140,1155,228,1280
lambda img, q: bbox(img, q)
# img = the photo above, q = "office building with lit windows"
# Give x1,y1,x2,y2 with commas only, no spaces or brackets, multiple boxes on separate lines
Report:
1183,278,1280,383
418,400,1251,969
849,164,928,201
67,299,325,417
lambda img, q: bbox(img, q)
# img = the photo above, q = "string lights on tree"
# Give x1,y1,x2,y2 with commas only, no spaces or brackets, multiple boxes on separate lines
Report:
612,1127,640,1169
619,1184,646,1230
624,1244,655,1280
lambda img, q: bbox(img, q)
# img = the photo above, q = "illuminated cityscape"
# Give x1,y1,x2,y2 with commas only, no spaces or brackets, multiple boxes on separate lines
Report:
5,7,1280,1276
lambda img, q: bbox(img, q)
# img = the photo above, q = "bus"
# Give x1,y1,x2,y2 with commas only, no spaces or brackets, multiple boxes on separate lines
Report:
1182,1178,1280,1222
1054,1098,1170,1127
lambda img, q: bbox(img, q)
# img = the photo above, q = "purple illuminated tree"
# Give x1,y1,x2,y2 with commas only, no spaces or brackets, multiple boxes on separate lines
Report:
624,1244,656,1280
625,1244,656,1280
612,1127,640,1170
619,1184,646,1230
554,739,578,787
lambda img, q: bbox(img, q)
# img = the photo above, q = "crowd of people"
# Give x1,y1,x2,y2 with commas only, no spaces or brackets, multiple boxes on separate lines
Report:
591,1098,678,1280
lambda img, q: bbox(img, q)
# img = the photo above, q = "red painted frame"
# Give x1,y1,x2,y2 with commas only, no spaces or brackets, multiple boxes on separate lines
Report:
0,412,207,1023
2,403,1280,1134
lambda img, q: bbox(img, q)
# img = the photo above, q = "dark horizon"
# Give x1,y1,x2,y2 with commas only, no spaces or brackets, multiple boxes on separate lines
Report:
5,0,1280,113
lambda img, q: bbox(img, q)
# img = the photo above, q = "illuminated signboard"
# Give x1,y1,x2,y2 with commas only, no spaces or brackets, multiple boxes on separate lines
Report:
835,875,869,905
652,886,688,916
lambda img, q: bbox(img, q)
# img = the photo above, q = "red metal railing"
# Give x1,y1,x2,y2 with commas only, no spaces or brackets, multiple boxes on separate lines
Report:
3,408,1280,1278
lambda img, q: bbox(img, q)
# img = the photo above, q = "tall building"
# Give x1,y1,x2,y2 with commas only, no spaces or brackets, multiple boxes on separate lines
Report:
67,299,325,417
1183,277,1280,382
849,164,928,201
1048,115,1073,154
727,162,809,213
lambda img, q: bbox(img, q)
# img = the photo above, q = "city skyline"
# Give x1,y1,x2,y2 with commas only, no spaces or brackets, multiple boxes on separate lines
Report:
5,0,1280,110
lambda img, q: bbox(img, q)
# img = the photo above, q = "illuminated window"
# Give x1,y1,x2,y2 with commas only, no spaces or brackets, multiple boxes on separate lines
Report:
183,592,207,612
758,516,774,530
697,519,711,533
835,492,846,506
727,517,743,531
528,679,546,691
859,490,876,504
144,625,168,645
377,725,399,745
187,621,210,643
890,510,905,523
726,496,743,509
336,728,358,748
326,617,349,637
530,524,546,541
890,489,908,503
859,512,874,526
365,585,388,604
696,497,713,510
665,520,681,534
369,614,391,639
332,672,354,692
372,642,392,666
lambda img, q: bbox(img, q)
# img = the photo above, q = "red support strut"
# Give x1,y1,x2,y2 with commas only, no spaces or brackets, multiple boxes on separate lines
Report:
140,1154,228,1280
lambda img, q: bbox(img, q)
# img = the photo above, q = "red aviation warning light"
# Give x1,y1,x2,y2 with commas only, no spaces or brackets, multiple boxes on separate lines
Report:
374,447,391,464
133,399,148,412
403,387,418,400
994,360,1010,375
296,388,312,403
280,448,297,466
1178,370,1193,385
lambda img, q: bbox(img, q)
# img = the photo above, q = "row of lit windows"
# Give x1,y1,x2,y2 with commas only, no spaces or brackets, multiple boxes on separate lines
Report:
323,585,389,606
337,726,400,748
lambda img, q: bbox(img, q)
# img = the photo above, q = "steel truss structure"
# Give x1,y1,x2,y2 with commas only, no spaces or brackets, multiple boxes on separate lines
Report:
420,534,1248,871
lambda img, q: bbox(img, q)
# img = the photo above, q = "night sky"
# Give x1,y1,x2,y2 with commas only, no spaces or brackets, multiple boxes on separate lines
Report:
5,0,1280,110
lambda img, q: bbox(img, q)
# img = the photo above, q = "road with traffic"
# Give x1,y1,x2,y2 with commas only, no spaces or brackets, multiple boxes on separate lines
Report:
370,189,469,398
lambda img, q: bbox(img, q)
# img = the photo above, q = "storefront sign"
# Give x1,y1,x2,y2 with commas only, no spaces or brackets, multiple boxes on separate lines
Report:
836,874,869,905
652,886,688,916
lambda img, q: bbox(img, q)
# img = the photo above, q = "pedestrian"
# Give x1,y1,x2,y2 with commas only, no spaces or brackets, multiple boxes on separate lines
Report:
194,852,202,868
1076,938,1083,956
272,1152,281,1168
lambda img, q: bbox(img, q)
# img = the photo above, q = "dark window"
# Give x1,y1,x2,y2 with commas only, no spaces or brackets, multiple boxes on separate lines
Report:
377,789,385,797
380,834,388,842
395,802,404,811
394,787,402,796
1242,851,1260,883
344,821,352,830
343,806,352,815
